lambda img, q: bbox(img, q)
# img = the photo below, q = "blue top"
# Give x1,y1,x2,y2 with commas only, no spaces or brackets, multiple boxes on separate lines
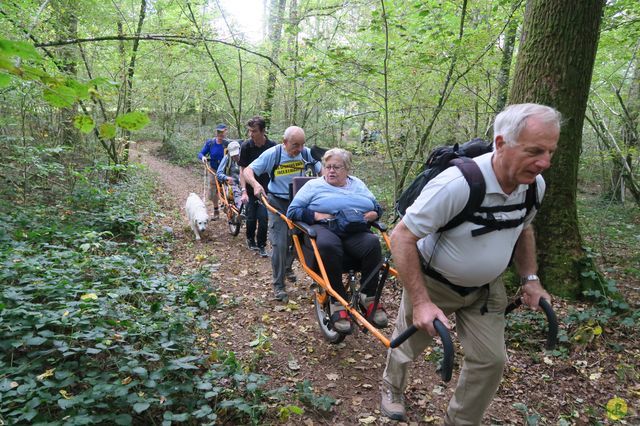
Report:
198,138,229,170
287,176,383,224
248,145,322,199
217,154,241,185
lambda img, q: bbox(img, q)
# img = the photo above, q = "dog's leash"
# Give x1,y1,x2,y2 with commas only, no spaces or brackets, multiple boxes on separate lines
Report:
203,163,208,202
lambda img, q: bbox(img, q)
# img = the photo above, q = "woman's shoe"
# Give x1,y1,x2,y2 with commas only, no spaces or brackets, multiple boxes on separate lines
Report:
329,303,353,334
360,294,388,328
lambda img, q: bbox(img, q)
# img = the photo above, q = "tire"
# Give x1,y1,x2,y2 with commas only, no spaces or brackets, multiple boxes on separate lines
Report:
228,213,241,236
313,289,346,344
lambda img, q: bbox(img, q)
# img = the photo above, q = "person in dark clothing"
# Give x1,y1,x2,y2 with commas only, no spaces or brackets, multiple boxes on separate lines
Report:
238,116,276,257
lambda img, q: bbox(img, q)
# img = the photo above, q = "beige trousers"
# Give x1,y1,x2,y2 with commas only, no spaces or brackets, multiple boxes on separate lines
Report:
383,275,508,425
208,173,219,207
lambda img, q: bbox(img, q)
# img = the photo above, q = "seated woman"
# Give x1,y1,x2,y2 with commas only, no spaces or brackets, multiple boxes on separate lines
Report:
216,141,243,210
287,148,387,333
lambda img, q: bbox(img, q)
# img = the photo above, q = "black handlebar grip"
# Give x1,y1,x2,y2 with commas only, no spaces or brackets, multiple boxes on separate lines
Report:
538,298,558,350
505,297,558,350
504,297,523,315
389,320,454,382
434,319,454,382
389,324,417,349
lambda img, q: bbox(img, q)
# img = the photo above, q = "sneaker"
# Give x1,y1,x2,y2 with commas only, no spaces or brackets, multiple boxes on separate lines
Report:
246,239,258,251
360,294,388,328
285,270,297,283
274,288,288,302
329,303,352,334
380,381,407,421
258,246,268,258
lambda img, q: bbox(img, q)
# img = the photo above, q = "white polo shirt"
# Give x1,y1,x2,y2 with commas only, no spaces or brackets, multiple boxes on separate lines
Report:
403,152,545,287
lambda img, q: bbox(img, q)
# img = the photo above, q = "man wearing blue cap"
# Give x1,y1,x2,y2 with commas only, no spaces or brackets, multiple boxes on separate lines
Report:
198,123,231,219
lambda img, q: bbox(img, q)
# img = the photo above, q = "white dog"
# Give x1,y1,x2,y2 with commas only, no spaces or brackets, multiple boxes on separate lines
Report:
185,193,209,241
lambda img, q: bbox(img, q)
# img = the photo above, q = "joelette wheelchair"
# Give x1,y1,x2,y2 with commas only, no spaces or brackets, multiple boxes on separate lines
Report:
260,177,455,380
204,162,245,236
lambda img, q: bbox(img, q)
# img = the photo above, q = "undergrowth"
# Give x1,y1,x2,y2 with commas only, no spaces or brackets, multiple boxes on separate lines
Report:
0,166,288,425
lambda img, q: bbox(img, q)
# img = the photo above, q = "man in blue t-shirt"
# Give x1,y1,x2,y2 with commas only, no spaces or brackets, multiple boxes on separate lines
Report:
198,123,230,220
244,126,322,301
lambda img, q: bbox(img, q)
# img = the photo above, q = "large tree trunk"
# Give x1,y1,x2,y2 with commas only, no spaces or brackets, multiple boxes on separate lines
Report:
262,0,287,129
509,0,605,298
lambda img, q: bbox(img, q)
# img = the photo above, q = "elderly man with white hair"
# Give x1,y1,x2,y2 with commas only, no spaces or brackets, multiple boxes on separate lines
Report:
243,126,322,302
382,103,561,425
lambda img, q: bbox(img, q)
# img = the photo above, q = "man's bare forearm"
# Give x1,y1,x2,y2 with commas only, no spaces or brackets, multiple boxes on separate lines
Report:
390,221,431,307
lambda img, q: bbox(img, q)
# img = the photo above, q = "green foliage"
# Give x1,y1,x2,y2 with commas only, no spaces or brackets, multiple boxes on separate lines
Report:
0,167,277,424
73,115,95,134
293,380,335,413
513,402,541,426
158,131,203,166
116,112,151,132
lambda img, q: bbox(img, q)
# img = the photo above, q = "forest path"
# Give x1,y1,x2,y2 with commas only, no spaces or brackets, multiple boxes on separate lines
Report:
130,141,627,425
131,141,423,425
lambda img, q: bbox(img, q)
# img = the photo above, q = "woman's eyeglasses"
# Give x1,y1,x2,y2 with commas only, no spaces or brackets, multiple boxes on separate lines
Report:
324,164,345,171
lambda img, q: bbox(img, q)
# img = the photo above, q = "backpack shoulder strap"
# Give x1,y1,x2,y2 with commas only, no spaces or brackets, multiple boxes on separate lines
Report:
270,145,282,183
524,179,539,216
302,147,320,176
224,154,232,176
438,157,485,232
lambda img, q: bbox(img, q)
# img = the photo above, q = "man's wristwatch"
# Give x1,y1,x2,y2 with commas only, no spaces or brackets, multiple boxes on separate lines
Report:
520,274,540,286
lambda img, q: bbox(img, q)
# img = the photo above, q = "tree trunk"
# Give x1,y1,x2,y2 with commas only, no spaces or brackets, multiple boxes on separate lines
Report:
509,0,606,298
52,0,78,148
121,0,147,165
495,1,519,114
619,53,640,204
287,0,299,125
262,0,287,129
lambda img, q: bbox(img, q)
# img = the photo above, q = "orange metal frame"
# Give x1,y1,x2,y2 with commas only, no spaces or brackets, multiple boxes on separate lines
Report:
205,163,242,220
260,194,399,348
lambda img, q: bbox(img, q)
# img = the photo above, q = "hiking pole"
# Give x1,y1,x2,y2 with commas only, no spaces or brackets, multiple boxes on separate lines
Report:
390,320,454,382
505,297,558,350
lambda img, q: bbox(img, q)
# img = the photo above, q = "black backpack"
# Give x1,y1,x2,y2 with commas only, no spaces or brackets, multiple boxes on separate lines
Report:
395,138,539,236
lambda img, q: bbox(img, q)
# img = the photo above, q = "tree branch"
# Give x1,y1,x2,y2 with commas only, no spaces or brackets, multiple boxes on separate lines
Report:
33,34,287,75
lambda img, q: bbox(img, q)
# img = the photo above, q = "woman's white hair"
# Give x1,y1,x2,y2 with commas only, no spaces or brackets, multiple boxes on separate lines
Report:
322,148,352,172
494,103,562,146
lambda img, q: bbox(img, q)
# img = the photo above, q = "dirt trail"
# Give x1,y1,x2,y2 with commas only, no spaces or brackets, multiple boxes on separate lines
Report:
132,141,453,425
131,141,625,426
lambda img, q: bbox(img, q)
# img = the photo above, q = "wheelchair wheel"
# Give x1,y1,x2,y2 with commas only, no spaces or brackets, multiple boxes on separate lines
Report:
228,213,241,236
313,289,346,344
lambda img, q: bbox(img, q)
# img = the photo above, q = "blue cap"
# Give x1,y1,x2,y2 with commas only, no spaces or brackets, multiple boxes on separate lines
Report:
216,123,227,131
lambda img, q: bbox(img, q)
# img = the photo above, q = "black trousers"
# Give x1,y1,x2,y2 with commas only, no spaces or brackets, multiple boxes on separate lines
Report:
245,192,268,247
311,224,382,302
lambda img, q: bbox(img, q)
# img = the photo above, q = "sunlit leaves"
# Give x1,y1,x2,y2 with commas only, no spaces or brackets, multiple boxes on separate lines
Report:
99,123,117,139
606,396,627,420
74,115,95,134
0,39,41,61
43,85,76,108
115,111,150,131
0,72,10,88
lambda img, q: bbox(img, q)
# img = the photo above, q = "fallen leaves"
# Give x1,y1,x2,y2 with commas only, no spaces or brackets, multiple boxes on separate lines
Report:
288,358,300,371
326,373,340,381
36,368,55,381
358,415,376,424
